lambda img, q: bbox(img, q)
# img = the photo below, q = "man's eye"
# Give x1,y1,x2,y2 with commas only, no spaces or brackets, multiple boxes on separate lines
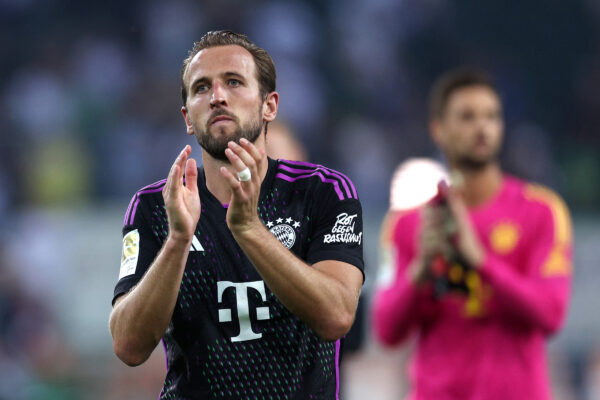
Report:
488,111,500,121
228,79,241,87
195,84,208,93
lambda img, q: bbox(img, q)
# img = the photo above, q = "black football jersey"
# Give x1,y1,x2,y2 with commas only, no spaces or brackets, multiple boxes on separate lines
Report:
113,157,364,399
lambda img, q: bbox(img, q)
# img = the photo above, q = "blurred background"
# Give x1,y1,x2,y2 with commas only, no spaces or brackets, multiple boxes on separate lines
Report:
0,0,599,399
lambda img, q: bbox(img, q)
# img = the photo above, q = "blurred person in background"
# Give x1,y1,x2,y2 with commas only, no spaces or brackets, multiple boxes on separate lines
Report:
0,246,76,400
109,30,364,399
265,120,308,161
372,68,573,399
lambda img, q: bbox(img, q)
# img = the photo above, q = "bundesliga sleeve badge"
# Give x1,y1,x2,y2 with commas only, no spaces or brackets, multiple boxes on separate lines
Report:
119,229,140,279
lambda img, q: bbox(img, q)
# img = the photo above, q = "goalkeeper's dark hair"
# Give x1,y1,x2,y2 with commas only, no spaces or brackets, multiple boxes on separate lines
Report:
428,68,499,120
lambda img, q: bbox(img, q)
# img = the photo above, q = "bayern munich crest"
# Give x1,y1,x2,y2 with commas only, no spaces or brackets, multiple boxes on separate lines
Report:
266,217,300,249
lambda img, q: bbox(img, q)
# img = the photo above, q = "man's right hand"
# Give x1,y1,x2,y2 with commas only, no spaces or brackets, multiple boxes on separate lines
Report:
409,204,452,284
162,145,200,243
111,145,201,366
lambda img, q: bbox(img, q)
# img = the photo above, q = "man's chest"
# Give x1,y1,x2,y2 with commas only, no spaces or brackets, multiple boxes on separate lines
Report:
150,195,315,339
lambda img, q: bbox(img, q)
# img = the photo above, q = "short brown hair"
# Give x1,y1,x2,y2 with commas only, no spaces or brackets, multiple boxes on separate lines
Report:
428,68,499,120
181,30,276,106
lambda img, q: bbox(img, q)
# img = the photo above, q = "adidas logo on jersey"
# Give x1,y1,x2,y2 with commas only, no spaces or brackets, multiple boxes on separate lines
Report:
190,235,204,252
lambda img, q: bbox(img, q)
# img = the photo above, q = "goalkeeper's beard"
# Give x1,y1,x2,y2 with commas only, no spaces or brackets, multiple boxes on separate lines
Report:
455,154,499,171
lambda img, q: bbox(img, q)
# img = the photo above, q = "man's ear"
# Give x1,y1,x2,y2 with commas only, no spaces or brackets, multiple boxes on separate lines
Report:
181,106,194,136
263,92,279,123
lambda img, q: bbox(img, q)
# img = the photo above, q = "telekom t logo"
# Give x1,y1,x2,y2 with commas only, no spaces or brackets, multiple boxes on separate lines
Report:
217,281,271,342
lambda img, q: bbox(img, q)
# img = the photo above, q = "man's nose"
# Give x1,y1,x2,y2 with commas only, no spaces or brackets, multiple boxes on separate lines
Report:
210,82,227,108
475,115,489,131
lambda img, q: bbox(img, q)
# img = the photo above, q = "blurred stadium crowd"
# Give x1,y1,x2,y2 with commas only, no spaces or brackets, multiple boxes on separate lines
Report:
1,0,600,399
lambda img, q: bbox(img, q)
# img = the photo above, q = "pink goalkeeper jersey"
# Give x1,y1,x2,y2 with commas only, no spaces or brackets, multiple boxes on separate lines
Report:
372,176,573,400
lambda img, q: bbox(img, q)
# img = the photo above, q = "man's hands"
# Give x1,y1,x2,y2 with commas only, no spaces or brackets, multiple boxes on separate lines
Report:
409,183,486,285
162,139,265,242
219,138,265,235
445,188,485,268
111,146,200,366
218,139,360,341
409,204,453,283
163,145,200,243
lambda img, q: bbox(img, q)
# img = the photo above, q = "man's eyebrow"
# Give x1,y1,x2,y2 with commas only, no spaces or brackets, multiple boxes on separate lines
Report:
222,71,245,80
190,77,209,90
190,72,245,89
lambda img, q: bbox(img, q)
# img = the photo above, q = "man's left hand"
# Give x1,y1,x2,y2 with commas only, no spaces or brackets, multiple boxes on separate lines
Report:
220,138,265,234
446,188,486,268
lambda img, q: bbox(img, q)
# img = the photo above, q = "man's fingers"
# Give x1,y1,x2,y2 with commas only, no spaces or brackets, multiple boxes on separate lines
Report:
165,164,181,198
185,157,198,193
228,141,258,176
446,188,467,220
239,138,262,161
177,145,191,184
224,148,248,174
165,146,190,198
224,145,257,190
167,149,184,196
423,205,444,225
445,188,474,238
422,234,445,253
219,166,245,199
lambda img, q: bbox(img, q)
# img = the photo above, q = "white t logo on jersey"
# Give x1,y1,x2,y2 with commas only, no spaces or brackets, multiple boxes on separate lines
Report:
217,281,270,342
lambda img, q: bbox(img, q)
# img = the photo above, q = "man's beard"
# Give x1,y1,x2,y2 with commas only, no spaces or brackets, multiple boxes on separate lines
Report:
193,107,263,161
452,131,500,171
454,149,499,171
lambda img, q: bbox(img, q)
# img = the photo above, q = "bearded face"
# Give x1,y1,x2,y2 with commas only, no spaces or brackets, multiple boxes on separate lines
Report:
436,86,504,171
181,45,276,161
191,102,264,161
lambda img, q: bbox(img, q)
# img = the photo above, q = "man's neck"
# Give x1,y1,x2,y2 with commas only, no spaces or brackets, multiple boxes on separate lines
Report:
451,163,503,208
202,142,269,205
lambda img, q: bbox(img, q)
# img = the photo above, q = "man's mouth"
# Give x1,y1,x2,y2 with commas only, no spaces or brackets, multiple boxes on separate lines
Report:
210,116,233,125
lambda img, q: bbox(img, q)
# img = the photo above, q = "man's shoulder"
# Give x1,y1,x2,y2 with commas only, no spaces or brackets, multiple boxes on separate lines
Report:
522,180,571,229
273,159,359,201
123,178,167,227
134,178,168,195
503,175,568,213
502,175,571,238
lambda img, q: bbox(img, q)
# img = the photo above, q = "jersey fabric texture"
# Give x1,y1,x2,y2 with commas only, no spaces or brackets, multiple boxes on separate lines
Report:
372,175,572,400
114,158,364,400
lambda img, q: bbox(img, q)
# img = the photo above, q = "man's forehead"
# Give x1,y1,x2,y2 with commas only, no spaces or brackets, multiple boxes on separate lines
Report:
187,45,256,80
452,85,498,100
448,86,500,108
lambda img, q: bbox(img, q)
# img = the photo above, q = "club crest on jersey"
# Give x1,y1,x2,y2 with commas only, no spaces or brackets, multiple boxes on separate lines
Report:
265,217,300,249
489,221,520,255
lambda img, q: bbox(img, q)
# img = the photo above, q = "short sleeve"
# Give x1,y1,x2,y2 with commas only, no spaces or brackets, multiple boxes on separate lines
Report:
112,194,162,305
305,185,364,279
